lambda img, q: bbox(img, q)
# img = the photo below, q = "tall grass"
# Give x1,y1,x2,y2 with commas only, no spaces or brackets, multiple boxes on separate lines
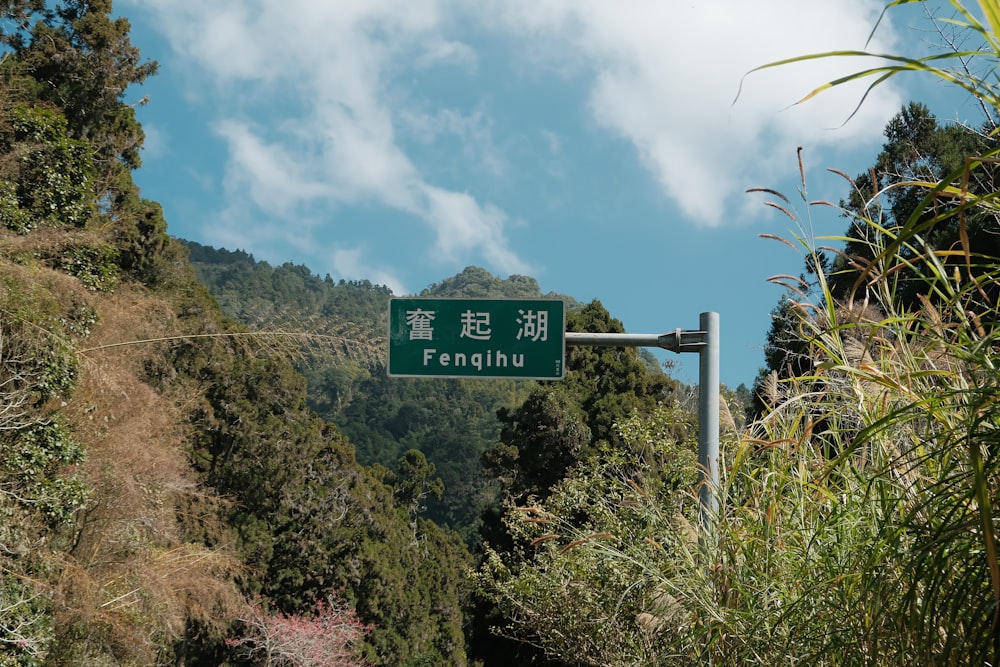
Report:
737,2,1000,661
478,142,1000,667
710,152,1000,664
475,3,1000,663
479,161,1000,663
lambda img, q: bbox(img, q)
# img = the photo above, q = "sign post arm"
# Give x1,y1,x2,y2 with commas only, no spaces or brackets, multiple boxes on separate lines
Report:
565,312,720,538
388,299,720,537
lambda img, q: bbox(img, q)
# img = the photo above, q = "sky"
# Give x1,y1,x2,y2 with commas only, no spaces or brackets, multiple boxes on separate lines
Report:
115,0,983,389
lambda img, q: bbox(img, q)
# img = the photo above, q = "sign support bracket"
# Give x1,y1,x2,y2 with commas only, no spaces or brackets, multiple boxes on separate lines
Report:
565,311,719,536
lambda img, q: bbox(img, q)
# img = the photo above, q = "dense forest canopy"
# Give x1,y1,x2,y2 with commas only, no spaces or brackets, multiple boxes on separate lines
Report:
185,243,677,544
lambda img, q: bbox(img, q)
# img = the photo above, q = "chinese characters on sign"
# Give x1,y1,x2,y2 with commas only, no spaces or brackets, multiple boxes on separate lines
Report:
408,308,550,344
388,298,565,379
516,309,547,342
459,311,491,340
406,309,435,340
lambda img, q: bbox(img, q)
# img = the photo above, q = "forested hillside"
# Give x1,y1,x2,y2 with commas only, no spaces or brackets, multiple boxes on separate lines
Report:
184,245,690,544
184,244,693,665
184,247,596,539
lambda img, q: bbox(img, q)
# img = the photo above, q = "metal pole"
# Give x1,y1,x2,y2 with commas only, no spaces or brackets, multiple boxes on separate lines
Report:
564,312,720,538
698,312,720,535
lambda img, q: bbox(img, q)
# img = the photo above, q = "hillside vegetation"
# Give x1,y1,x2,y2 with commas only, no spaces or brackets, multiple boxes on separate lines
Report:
184,245,586,539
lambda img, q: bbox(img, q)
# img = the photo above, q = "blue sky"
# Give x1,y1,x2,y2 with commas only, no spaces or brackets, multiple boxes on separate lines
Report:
116,0,980,389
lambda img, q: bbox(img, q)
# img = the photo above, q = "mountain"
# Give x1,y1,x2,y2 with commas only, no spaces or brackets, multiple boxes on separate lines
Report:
183,243,592,538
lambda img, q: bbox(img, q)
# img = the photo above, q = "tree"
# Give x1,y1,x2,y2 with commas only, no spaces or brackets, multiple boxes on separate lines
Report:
830,101,999,307
484,300,675,504
393,449,444,521
752,101,1000,408
420,265,573,302
474,301,681,666
156,325,475,665
228,594,370,667
0,0,44,50
473,406,699,666
13,0,157,173
0,103,94,232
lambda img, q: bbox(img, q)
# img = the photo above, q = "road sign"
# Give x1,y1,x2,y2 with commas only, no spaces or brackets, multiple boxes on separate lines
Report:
387,298,565,379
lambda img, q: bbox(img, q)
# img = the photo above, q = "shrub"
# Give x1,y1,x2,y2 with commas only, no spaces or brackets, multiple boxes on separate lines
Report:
228,594,371,667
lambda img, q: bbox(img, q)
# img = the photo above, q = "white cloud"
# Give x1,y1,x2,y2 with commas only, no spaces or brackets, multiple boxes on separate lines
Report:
125,0,912,275
421,185,529,271
331,247,407,295
214,120,332,217
398,107,506,178
479,0,906,226
413,39,478,70
122,0,527,279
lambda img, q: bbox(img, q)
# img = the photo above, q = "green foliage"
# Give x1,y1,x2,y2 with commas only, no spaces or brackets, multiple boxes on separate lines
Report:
57,301,97,338
0,2,46,50
0,2,177,288
183,240,391,328
0,0,996,663
53,241,119,291
8,416,83,474
29,338,76,404
728,104,1000,665
0,416,87,527
0,272,93,408
473,406,699,666
487,387,591,500
111,188,174,286
393,449,445,517
564,301,675,444
308,360,371,415
486,301,676,504
184,254,662,661
12,0,157,172
336,373,530,537
0,180,31,232
187,250,582,538
754,101,1000,412
0,103,94,231
722,382,751,431
0,311,88,663
474,303,682,665
421,265,577,305
156,323,475,665
698,228,1000,663
0,574,53,666
750,295,809,416
831,101,1000,306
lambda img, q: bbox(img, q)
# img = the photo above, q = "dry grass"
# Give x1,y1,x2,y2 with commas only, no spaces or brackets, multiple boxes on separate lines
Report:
53,288,247,663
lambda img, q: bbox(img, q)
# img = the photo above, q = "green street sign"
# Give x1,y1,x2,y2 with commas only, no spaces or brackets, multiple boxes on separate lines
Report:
387,298,565,379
